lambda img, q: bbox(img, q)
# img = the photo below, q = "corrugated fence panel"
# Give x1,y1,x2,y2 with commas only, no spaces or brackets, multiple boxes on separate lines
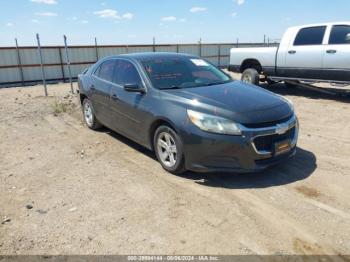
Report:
22,66,63,81
0,43,270,86
0,68,21,82
19,49,39,65
201,45,219,57
20,48,61,65
64,47,97,63
220,44,235,55
98,47,128,58
220,56,230,67
178,45,200,56
41,48,61,64
155,45,177,53
127,46,153,53
0,49,18,66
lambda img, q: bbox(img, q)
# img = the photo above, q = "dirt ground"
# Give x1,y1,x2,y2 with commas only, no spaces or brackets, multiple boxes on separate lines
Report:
1,74,350,255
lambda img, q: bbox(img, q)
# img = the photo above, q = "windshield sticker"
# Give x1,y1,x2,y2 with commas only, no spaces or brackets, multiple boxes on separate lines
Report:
190,59,209,66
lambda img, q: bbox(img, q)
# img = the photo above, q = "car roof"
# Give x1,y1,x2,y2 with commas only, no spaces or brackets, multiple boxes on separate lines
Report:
289,21,350,30
105,52,195,61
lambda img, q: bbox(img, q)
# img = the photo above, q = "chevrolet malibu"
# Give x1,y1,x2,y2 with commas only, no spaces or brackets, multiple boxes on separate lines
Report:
78,53,299,174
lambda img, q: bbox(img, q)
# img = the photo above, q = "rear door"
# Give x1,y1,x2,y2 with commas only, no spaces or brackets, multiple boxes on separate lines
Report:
90,59,117,126
323,24,350,81
281,26,326,79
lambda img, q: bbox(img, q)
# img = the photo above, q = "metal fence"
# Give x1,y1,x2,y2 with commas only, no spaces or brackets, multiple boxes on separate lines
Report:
0,41,276,88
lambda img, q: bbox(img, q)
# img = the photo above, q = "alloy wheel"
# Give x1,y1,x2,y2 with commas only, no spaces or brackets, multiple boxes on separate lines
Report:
84,102,93,127
157,132,178,168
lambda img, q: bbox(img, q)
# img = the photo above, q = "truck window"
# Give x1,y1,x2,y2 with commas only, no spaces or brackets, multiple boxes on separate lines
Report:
294,26,326,46
329,25,350,45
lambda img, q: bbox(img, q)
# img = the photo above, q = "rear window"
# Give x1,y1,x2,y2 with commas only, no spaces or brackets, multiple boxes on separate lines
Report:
329,25,350,45
294,26,326,46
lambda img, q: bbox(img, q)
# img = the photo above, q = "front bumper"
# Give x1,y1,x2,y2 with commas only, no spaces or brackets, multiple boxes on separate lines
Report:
181,114,299,173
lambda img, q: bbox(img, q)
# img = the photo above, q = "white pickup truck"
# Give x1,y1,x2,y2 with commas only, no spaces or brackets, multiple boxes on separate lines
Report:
229,22,350,86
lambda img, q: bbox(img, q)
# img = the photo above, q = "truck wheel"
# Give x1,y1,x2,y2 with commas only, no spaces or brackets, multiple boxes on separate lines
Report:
241,69,260,85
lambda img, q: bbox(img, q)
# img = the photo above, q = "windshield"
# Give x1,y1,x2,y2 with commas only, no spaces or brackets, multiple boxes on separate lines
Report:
141,57,232,90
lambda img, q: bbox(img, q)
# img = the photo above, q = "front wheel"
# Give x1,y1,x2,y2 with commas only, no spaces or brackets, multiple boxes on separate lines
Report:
241,68,260,85
154,126,185,174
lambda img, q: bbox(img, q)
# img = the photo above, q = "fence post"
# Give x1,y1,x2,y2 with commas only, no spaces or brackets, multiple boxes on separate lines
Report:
63,35,74,93
58,47,65,82
126,45,129,54
15,38,24,86
218,44,221,68
176,44,179,53
236,38,239,48
36,33,48,96
94,37,99,61
198,38,202,57
153,37,156,52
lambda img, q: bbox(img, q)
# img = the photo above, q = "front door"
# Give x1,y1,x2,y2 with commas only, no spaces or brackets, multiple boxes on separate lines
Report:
108,59,149,144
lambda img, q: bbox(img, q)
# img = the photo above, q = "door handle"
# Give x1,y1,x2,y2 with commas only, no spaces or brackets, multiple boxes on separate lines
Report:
111,94,119,100
288,50,296,54
90,85,95,90
326,49,337,54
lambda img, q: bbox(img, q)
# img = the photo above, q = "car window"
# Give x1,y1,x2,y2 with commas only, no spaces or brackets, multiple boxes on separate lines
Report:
294,26,326,46
329,25,350,45
95,60,116,82
141,57,231,89
114,60,142,86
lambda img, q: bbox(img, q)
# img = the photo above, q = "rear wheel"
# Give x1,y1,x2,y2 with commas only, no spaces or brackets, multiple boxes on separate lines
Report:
154,125,185,174
82,98,102,130
241,68,260,85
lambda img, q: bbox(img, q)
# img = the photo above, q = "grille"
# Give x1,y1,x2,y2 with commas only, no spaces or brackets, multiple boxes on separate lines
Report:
243,114,293,129
253,127,295,152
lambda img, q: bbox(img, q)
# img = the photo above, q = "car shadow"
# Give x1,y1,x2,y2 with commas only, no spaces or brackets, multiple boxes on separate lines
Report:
101,126,317,189
177,147,317,189
260,82,350,103
98,127,157,160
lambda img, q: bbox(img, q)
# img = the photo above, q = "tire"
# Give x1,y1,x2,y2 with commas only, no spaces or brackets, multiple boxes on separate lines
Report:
241,68,260,85
153,125,185,174
82,98,102,130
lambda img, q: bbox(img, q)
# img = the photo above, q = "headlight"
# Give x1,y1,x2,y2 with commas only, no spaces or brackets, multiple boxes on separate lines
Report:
187,110,241,135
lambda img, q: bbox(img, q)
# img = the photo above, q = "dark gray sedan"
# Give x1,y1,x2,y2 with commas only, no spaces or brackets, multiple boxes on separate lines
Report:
78,52,298,174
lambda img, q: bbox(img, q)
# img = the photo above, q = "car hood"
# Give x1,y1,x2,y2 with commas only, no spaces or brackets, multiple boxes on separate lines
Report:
161,81,293,125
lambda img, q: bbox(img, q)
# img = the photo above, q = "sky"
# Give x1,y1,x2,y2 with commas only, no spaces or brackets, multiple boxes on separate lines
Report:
0,0,350,46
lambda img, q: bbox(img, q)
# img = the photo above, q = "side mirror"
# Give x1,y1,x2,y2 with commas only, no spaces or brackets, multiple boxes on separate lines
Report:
345,33,350,43
124,83,145,93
